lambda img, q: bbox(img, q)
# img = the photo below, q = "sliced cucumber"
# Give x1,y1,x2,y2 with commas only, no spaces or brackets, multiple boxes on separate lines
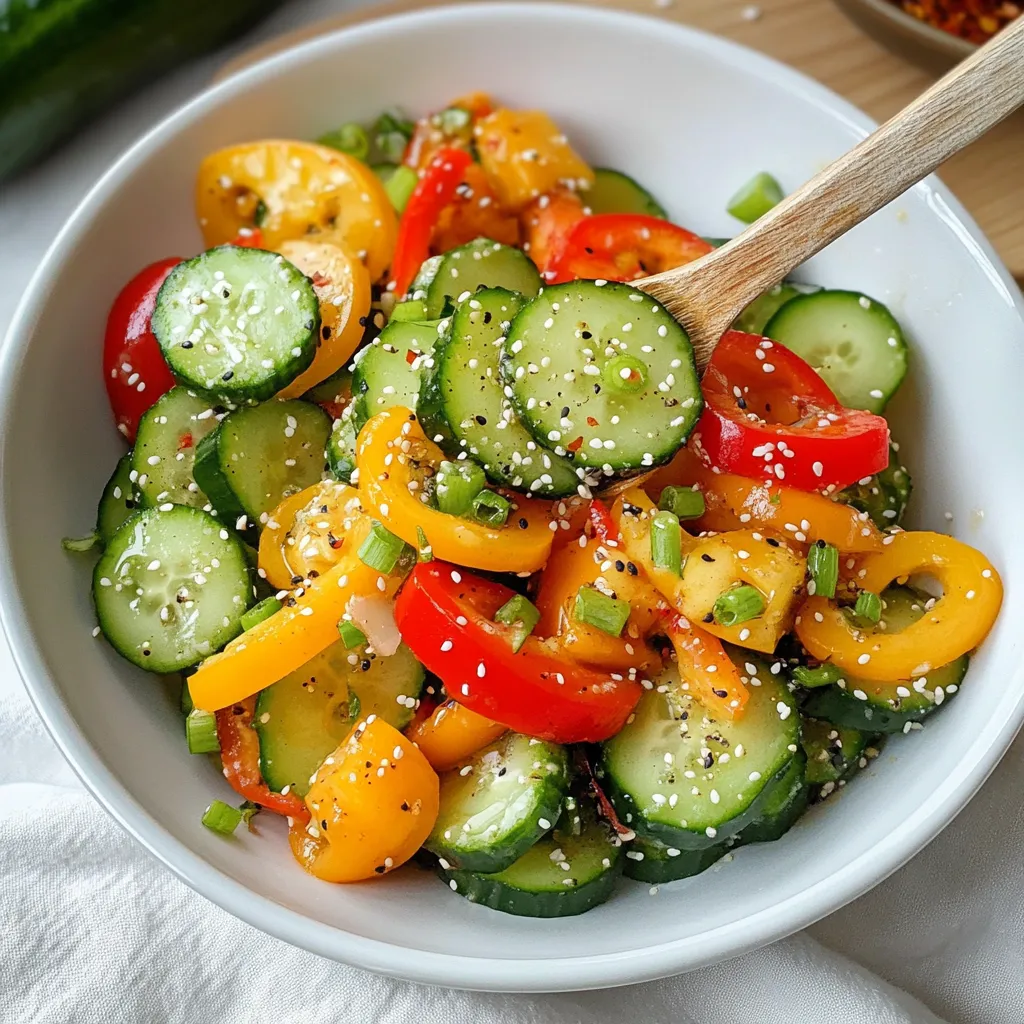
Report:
837,443,912,529
153,245,320,404
418,288,583,497
93,506,252,673
97,452,145,545
623,836,728,884
733,282,819,336
193,399,331,530
732,750,808,844
439,800,622,918
426,732,570,873
351,319,439,428
303,364,353,411
132,387,221,508
800,586,967,733
326,406,358,483
410,238,542,317
584,168,668,218
802,718,876,788
764,290,909,413
602,653,800,848
254,639,425,796
502,281,702,473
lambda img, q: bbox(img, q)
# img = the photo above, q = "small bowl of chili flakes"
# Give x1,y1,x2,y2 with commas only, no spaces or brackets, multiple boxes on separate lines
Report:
834,0,1019,72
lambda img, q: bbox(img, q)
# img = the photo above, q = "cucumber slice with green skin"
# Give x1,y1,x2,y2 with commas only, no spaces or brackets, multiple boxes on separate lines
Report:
800,586,967,733
193,399,331,530
254,639,425,796
584,168,668,218
303,365,352,409
410,238,542,317
326,407,358,483
418,288,583,497
439,802,622,918
802,718,876,787
92,506,252,673
132,387,222,509
153,246,320,404
623,836,728,884
502,281,703,473
837,443,912,530
733,282,820,336
351,319,440,429
732,749,808,844
97,453,146,545
764,290,909,413
426,732,570,873
602,653,800,848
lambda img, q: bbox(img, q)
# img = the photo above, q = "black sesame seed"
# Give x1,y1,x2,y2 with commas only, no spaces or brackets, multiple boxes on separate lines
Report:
701,553,715,563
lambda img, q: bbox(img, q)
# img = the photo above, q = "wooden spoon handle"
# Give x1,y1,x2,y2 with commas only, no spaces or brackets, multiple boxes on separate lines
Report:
641,15,1024,368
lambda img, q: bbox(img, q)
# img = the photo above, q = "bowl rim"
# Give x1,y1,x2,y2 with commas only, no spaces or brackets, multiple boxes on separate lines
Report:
834,0,977,57
2,0,1023,992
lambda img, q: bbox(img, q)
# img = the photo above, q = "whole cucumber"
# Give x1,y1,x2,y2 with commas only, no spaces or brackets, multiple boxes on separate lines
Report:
0,0,287,181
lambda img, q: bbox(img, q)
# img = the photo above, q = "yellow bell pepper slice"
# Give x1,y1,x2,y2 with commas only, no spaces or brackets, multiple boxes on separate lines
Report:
275,240,371,398
645,446,883,554
356,407,555,573
195,140,397,281
189,516,403,711
258,479,363,591
796,531,1002,681
612,488,805,654
289,716,439,882
405,699,507,773
476,109,594,211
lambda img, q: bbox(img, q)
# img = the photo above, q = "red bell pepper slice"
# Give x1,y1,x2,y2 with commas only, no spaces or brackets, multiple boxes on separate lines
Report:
694,330,890,491
215,698,310,822
394,562,642,743
548,213,712,284
390,147,474,297
230,227,265,248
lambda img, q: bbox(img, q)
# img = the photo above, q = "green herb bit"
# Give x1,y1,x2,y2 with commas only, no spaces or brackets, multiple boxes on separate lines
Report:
471,489,511,527
239,800,260,831
318,122,370,161
853,590,882,625
436,460,487,517
494,594,541,653
240,596,281,632
650,510,682,576
792,663,845,689
727,171,785,224
61,531,101,553
807,540,839,599
201,799,242,836
712,584,766,627
253,199,268,227
658,485,705,521
358,521,412,573
338,619,367,649
574,585,631,637
383,165,419,213
416,526,434,562
186,709,220,755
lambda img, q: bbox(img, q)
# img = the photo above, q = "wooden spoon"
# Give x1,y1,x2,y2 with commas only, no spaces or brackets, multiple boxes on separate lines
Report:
638,16,1024,369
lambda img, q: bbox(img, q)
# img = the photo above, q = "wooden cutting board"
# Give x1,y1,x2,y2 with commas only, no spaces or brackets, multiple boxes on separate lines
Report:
220,0,1024,281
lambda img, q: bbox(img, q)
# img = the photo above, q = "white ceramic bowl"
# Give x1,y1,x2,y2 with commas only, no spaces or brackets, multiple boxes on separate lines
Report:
3,2,1023,993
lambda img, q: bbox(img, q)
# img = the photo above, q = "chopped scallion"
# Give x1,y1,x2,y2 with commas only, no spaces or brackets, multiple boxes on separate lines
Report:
337,619,367,649
201,800,242,836
471,489,511,527
382,165,419,213
727,171,785,223
658,485,705,521
436,107,472,133
650,510,682,576
436,460,486,517
186,709,220,755
792,663,844,688
317,123,370,161
416,526,433,562
807,541,839,599
854,590,882,625
358,521,411,573
61,531,101,553
712,584,765,627
240,596,281,632
574,585,631,637
494,594,541,653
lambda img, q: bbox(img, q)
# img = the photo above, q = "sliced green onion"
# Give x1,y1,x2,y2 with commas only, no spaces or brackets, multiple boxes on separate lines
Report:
807,541,839,599
602,354,647,394
471,489,511,527
792,663,844,688
416,526,433,562
382,165,419,213
650,510,682,576
436,460,486,517
658,485,705,521
712,584,766,627
186,709,220,755
854,590,882,625
358,521,411,573
437,107,472,133
318,122,370,161
374,109,415,140
390,298,429,322
374,112,414,163
239,800,260,830
376,131,408,164
727,172,785,224
253,198,268,227
201,799,242,836
61,531,101,553
180,678,194,715
240,596,281,632
574,585,631,637
494,594,541,653
337,619,367,649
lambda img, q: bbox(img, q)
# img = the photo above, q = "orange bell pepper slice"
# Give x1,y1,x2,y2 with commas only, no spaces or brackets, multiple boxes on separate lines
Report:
290,716,439,882
406,698,507,772
356,406,555,573
190,516,403,711
431,163,520,254
520,189,585,277
663,612,749,720
645,445,883,553
796,531,1002,681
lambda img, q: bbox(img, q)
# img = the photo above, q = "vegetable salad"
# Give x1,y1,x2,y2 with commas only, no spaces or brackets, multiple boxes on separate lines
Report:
72,94,1003,917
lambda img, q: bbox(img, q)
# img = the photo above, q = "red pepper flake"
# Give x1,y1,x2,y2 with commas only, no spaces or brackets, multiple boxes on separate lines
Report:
588,499,620,544
405,349,418,365
586,416,600,428
178,432,193,451
566,436,584,453
890,0,1019,43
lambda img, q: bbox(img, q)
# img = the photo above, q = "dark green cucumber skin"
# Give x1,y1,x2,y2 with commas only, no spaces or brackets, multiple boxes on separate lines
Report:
802,718,874,786
624,839,726,884
0,0,285,181
326,411,358,483
585,168,668,218
837,443,912,530
96,452,144,545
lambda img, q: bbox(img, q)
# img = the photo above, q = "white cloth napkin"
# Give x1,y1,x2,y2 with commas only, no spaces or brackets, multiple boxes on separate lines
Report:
1,4,1022,1021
